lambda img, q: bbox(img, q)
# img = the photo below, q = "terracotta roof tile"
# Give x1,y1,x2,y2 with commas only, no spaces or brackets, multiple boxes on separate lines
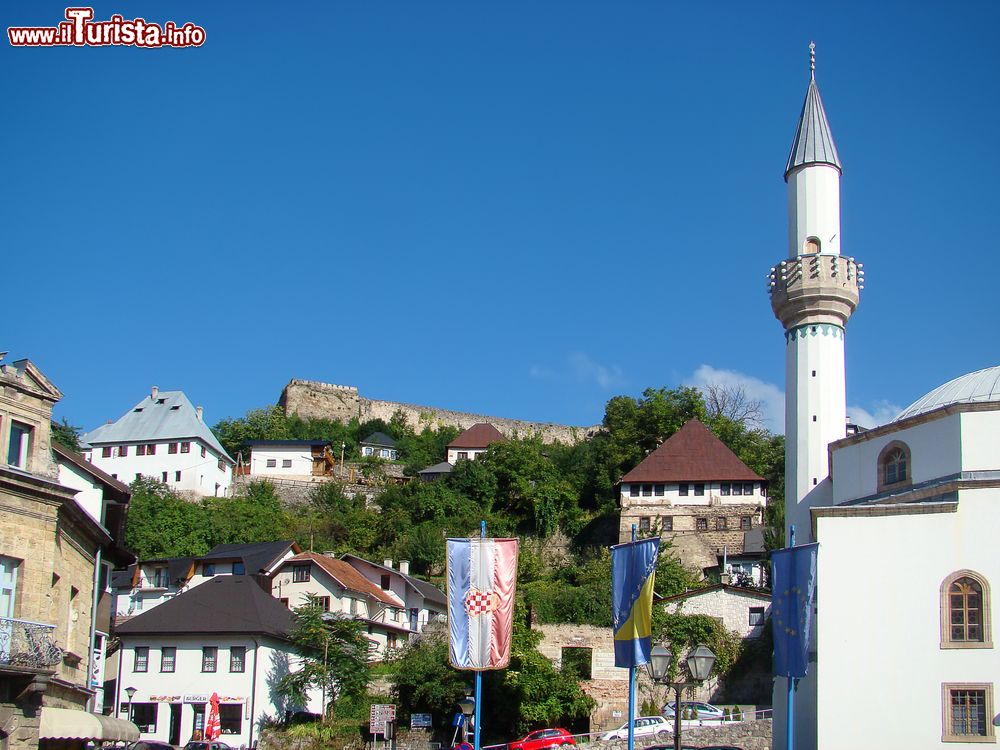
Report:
620,419,764,483
447,423,505,449
289,553,400,606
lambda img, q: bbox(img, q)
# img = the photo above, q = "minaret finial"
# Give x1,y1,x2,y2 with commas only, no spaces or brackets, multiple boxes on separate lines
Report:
809,41,816,79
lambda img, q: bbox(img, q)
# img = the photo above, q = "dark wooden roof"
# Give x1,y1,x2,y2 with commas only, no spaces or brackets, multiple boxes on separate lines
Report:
116,575,293,638
621,419,764,483
447,423,504,449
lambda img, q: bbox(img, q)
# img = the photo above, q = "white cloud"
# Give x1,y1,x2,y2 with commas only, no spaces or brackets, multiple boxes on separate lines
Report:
847,400,902,429
570,352,625,389
528,364,556,380
684,364,786,432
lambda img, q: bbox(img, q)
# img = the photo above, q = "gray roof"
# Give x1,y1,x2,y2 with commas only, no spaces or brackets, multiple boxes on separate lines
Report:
116,575,293,638
418,461,453,475
785,77,842,180
894,365,1000,422
202,540,300,574
82,390,233,462
361,432,397,448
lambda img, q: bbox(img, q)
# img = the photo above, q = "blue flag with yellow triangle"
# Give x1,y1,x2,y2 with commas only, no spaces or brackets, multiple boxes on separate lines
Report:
611,537,660,668
771,542,818,678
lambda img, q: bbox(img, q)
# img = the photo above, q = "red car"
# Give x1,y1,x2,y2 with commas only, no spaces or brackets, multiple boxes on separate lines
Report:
508,729,576,750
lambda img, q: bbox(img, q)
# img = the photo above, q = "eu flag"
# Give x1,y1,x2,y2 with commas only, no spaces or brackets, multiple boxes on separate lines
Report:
611,537,660,668
771,542,818,678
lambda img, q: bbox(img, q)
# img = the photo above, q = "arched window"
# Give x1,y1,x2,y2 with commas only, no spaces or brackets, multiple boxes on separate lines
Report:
941,570,992,649
877,441,911,491
803,236,821,254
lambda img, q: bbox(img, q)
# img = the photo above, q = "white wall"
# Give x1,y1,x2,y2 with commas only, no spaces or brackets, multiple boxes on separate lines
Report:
787,165,841,257
960,410,1000,471
620,481,766,508
88,438,232,496
250,446,315,477
664,588,771,639
56,459,106,526
815,488,999,748
446,448,486,464
831,413,963,503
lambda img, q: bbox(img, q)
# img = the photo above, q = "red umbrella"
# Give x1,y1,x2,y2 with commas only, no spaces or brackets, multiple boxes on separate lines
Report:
205,693,221,741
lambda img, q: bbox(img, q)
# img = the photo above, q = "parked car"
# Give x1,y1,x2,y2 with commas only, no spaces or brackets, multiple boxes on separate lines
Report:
508,728,575,750
661,701,727,722
182,742,231,750
129,742,176,750
600,716,671,740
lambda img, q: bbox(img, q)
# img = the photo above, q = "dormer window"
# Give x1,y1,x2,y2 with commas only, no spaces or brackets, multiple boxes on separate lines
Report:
7,422,32,468
878,442,911,490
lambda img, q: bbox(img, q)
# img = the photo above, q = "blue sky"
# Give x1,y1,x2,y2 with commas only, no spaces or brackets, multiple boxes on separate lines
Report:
3,1,998,435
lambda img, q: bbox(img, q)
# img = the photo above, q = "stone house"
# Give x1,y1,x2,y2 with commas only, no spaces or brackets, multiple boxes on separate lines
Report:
360,432,399,460
81,387,234,497
618,419,767,577
1,357,136,750
661,584,771,640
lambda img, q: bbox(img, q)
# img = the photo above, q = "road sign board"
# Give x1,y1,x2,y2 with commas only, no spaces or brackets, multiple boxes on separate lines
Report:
370,704,396,733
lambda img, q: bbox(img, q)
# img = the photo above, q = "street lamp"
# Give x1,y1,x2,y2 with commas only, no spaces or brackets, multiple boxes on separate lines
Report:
646,644,716,750
124,686,137,723
457,697,476,744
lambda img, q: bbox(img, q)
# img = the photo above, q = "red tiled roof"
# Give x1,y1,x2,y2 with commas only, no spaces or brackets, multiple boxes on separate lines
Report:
288,553,399,606
620,419,764,483
447,423,505,449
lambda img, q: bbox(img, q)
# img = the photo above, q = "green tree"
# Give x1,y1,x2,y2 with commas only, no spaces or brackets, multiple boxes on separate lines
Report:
390,634,469,731
51,418,82,451
123,477,210,558
212,405,291,461
278,601,371,719
203,480,288,546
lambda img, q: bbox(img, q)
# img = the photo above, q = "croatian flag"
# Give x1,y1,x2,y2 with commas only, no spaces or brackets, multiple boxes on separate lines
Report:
447,537,519,670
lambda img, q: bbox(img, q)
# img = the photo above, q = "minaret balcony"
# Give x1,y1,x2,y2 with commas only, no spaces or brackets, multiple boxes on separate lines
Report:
768,253,863,329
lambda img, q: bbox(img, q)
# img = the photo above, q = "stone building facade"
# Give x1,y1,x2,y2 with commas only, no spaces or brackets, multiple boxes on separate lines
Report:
279,379,597,444
617,420,768,577
0,357,134,750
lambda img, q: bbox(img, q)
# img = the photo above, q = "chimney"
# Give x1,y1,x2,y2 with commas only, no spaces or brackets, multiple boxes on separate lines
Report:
151,385,158,400
322,551,337,558
383,558,393,569
399,560,410,576
196,406,203,422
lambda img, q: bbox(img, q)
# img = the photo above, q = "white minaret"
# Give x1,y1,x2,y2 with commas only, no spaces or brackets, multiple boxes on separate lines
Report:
768,44,863,750
769,43,862,541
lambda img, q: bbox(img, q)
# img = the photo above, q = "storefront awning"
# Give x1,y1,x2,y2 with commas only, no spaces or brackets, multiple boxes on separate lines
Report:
39,707,140,741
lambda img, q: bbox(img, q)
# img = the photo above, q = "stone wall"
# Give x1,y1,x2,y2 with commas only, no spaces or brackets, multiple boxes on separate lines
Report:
280,379,597,444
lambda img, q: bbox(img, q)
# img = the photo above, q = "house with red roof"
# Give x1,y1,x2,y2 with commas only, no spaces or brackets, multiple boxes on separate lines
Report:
618,419,768,580
446,422,505,463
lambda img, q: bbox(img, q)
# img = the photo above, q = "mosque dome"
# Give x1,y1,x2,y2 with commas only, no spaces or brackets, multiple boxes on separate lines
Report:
894,365,1000,422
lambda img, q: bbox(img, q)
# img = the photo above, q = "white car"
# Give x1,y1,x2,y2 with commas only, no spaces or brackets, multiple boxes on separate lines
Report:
600,715,671,740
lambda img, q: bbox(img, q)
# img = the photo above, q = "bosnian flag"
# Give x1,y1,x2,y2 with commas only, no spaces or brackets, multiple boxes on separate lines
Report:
447,537,519,670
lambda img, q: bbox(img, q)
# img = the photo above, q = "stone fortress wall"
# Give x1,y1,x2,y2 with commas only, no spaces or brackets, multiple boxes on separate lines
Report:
279,378,598,444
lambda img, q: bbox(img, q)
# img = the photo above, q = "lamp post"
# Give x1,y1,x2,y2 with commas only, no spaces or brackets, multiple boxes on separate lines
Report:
646,644,716,750
340,442,346,478
457,696,475,745
124,685,137,723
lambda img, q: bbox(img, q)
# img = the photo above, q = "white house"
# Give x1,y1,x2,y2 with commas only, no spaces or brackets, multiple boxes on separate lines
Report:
82,387,234,497
445,423,504,464
360,432,399,460
112,541,300,620
115,576,315,748
270,552,414,659
246,440,331,478
340,555,447,635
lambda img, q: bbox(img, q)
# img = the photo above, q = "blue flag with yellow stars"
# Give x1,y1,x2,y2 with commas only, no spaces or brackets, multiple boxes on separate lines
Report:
771,542,818,678
611,537,660,668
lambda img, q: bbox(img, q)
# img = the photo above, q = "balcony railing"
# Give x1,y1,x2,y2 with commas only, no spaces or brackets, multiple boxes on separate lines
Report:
0,616,63,668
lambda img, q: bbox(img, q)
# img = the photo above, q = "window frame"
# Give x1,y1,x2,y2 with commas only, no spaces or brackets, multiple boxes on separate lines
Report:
940,570,992,649
230,645,246,673
638,516,651,532
694,483,705,496
716,517,728,531
160,646,176,673
134,646,149,672
748,607,765,626
662,516,673,532
168,442,178,454
201,646,218,673
696,517,708,531
941,682,994,742
877,440,912,491
740,516,753,531
181,441,191,453
292,564,311,583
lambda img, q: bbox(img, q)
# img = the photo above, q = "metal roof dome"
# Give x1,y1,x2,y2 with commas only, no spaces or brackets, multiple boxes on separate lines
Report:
894,366,1000,422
